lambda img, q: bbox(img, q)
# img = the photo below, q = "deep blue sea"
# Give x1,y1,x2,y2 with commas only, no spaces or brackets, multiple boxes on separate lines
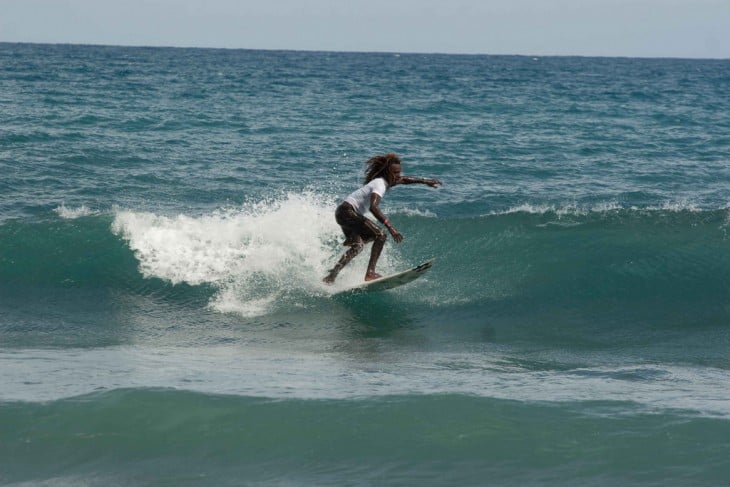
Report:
1,42,729,486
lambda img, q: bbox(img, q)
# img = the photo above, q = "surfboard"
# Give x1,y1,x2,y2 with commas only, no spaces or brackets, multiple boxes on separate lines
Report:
333,259,435,296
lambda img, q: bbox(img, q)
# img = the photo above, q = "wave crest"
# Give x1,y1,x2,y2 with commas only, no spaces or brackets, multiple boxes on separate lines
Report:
111,192,403,316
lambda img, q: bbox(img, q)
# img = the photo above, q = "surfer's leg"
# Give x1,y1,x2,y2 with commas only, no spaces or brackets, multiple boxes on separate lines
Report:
365,228,387,281
324,202,384,284
323,240,363,283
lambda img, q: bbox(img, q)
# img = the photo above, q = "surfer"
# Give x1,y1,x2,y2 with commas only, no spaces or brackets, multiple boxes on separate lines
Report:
323,153,441,284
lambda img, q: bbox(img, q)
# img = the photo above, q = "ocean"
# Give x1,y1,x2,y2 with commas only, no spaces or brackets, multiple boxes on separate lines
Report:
1,42,729,486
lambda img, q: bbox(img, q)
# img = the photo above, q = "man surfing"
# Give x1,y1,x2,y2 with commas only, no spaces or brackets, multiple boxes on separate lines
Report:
323,153,441,284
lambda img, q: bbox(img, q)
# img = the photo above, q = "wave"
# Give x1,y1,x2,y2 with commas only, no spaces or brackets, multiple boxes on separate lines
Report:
406,206,730,326
2,388,729,486
1,199,728,322
0,214,136,288
485,200,721,217
110,192,377,316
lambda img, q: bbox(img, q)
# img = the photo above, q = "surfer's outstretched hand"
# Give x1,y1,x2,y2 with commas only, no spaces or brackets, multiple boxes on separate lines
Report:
426,178,442,188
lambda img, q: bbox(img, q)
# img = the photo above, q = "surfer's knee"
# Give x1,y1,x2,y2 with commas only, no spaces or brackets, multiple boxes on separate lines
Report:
374,229,386,244
349,240,364,254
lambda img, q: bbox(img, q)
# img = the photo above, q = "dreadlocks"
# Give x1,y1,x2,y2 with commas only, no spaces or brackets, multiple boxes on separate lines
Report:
364,153,401,187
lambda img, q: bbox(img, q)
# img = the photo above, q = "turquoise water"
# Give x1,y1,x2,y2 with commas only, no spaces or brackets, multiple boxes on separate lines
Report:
1,43,729,485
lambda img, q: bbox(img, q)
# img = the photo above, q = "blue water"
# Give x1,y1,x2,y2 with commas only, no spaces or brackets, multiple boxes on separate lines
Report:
1,42,729,486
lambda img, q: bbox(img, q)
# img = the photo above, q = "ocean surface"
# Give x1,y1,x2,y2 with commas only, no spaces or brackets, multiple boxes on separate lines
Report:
1,42,729,486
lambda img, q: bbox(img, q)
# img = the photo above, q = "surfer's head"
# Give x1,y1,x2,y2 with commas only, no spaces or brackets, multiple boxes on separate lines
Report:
364,153,402,187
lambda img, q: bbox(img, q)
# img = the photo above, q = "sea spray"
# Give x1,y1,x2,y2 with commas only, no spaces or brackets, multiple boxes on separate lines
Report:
53,204,98,219
112,192,405,316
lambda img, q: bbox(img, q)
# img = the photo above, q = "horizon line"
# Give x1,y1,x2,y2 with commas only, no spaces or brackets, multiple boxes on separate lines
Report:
1,40,727,62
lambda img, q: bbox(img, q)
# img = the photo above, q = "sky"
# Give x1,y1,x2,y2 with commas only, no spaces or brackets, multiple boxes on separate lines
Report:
0,0,728,59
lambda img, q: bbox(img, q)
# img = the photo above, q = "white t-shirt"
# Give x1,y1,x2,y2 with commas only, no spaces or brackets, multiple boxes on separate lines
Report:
345,177,388,216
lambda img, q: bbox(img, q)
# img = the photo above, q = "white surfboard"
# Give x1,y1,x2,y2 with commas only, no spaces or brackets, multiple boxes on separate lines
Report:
333,259,435,296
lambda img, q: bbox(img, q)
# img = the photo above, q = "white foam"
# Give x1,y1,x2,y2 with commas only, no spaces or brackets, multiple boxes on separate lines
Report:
484,200,712,217
4,346,730,418
392,207,438,218
484,202,593,216
652,200,702,212
54,204,96,219
111,192,402,316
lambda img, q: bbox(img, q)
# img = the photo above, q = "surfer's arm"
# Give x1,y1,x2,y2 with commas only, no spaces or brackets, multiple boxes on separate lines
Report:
370,194,403,243
397,176,442,188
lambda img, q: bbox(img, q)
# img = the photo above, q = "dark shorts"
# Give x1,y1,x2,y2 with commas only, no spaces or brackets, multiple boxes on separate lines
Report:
335,202,384,246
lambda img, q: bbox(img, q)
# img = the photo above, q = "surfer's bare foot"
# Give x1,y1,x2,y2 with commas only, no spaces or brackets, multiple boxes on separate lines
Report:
323,274,336,284
364,272,382,282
